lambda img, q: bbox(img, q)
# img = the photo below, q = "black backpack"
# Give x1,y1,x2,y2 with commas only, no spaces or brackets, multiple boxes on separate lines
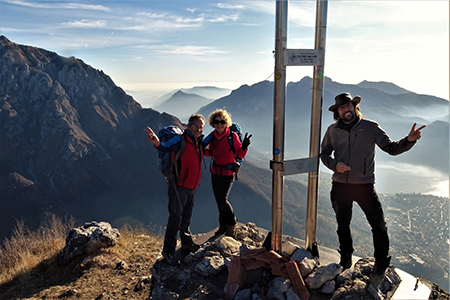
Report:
228,123,244,166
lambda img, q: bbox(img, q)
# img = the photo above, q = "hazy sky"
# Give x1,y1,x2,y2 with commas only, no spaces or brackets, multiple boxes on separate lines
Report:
1,0,449,105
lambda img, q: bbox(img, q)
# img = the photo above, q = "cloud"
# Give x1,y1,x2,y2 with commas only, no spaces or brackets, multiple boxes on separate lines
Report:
4,0,110,11
288,2,316,27
208,14,239,23
217,3,245,10
328,1,448,29
103,32,114,44
140,44,226,58
129,12,204,31
130,6,242,31
61,20,107,29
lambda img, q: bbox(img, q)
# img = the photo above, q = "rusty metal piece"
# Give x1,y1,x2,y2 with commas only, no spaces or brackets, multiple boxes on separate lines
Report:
286,261,310,300
241,258,271,271
294,260,308,277
272,264,289,277
256,250,286,264
225,255,246,300
226,249,310,299
225,283,240,300
240,247,266,260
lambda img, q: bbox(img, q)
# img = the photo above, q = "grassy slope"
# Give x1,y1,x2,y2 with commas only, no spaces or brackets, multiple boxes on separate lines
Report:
0,217,162,300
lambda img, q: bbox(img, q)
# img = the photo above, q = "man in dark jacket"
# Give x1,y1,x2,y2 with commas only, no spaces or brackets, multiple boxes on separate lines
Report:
145,114,205,266
320,93,425,277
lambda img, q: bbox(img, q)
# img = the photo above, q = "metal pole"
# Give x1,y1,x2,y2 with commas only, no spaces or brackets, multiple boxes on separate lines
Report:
271,0,288,253
305,0,328,257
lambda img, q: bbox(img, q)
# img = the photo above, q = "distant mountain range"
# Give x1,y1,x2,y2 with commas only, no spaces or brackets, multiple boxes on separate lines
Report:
158,86,231,103
0,35,298,243
1,36,448,290
155,90,212,121
197,77,449,173
356,80,411,95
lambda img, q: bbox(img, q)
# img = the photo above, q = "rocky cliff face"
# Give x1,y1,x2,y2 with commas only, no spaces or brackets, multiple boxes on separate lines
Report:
0,35,181,237
0,36,284,245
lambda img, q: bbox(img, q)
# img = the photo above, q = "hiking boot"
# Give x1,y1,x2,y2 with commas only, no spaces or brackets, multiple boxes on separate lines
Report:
373,255,391,276
161,251,179,266
338,250,353,270
181,242,200,253
215,225,228,236
225,224,236,238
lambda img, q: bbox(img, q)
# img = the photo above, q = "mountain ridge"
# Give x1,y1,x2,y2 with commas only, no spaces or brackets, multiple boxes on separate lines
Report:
356,80,412,95
197,77,449,172
155,90,213,121
148,86,231,107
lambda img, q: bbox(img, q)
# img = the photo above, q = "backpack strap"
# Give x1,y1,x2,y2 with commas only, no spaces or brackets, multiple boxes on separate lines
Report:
170,134,186,182
227,131,236,155
228,131,243,160
173,134,186,163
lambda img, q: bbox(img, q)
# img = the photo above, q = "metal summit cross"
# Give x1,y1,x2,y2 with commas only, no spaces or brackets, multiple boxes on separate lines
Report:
270,0,328,257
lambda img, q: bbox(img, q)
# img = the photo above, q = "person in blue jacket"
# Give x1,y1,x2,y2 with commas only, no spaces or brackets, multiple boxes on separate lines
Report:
320,93,425,276
145,114,205,266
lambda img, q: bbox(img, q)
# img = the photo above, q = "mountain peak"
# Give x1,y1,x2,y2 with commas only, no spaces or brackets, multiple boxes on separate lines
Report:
173,90,189,96
155,89,212,120
0,36,169,240
1,35,13,45
357,80,411,95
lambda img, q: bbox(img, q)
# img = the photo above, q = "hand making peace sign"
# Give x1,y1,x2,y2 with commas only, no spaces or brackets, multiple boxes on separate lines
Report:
407,123,426,142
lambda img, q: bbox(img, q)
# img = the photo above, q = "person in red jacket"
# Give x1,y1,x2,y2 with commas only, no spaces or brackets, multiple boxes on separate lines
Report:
145,114,205,266
204,109,251,237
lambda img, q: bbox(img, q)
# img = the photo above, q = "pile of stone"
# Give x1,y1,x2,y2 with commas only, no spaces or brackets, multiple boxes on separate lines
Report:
59,221,120,265
149,222,401,300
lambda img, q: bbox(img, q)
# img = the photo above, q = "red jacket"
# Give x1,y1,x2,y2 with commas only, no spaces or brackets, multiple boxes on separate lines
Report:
204,127,248,176
177,131,203,189
157,130,203,190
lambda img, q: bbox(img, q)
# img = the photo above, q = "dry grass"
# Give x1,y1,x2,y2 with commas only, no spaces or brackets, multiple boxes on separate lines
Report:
0,215,75,285
0,216,163,300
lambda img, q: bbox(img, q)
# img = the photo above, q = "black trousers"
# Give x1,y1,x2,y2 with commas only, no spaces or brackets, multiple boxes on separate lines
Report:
330,182,389,261
163,183,195,254
211,173,237,226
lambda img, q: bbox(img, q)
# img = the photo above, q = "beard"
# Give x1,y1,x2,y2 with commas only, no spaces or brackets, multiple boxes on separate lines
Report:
341,111,356,123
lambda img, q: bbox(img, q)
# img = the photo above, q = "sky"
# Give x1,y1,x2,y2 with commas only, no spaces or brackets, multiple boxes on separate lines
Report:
1,0,449,107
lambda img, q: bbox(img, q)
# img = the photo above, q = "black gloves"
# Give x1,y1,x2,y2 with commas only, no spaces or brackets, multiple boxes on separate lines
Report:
242,132,252,150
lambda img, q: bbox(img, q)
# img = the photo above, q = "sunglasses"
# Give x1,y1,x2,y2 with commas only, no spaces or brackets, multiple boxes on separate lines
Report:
213,120,226,125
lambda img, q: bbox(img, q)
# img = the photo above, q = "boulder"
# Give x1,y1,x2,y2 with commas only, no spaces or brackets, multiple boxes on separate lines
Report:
59,221,120,265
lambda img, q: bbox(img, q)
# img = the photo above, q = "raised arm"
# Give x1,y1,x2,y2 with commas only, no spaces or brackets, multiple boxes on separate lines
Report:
144,127,161,148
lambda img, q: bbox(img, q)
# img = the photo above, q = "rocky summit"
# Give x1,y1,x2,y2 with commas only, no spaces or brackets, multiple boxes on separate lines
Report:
148,222,445,300
5,220,446,300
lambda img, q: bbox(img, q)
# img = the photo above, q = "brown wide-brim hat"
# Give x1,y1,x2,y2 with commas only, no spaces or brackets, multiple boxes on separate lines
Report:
328,93,361,111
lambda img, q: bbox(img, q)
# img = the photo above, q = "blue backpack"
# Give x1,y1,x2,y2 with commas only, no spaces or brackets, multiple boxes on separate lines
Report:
157,125,186,181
